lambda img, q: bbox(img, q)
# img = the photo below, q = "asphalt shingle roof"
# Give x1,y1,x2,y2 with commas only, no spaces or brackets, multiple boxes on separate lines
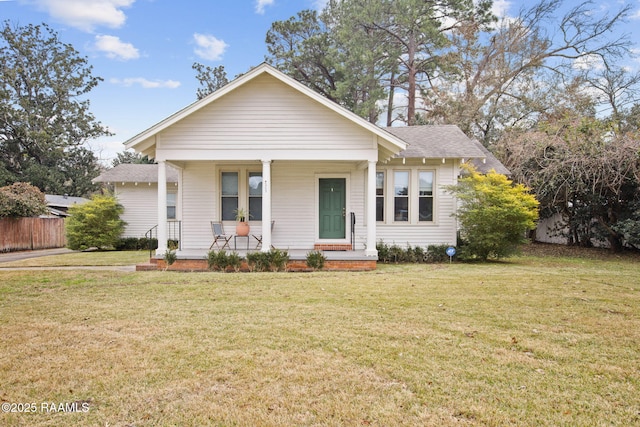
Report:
468,139,511,175
93,164,179,183
385,125,486,159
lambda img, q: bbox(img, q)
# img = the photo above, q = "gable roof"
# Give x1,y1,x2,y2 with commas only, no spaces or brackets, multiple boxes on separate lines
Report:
125,63,407,157
45,194,89,208
385,125,486,159
93,164,179,184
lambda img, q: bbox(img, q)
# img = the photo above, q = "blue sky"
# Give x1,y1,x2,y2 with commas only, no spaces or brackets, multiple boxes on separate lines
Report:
1,0,639,164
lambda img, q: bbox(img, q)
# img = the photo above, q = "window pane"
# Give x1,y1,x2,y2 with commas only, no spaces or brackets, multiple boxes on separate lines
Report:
376,197,384,222
376,172,384,196
419,197,433,222
222,172,238,196
394,171,409,196
394,197,408,221
249,173,263,196
166,193,176,220
249,197,262,221
419,172,433,196
221,197,238,221
167,206,176,220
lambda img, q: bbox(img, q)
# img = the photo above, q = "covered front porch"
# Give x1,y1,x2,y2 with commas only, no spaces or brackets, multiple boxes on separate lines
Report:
139,248,377,271
124,63,408,269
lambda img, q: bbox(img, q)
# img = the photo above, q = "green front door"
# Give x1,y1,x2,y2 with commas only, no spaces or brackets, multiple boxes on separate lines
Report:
319,178,346,239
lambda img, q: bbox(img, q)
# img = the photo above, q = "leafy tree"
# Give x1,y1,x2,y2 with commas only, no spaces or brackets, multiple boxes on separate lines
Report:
447,165,539,260
0,182,48,218
65,193,126,250
333,0,494,125
423,0,633,144
495,113,640,251
266,10,341,103
0,21,110,196
192,62,229,100
266,0,494,126
111,151,154,167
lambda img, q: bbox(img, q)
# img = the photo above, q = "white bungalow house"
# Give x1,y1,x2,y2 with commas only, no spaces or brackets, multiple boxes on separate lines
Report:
122,63,488,270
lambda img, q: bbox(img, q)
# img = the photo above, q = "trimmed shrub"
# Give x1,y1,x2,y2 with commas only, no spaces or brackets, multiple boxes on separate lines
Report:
425,245,451,263
163,248,177,267
446,165,539,260
66,194,126,250
227,251,243,272
208,250,245,272
376,241,454,264
268,248,290,272
246,249,290,272
306,250,326,270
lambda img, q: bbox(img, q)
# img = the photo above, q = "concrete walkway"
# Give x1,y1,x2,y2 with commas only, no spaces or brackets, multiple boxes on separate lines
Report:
0,248,75,263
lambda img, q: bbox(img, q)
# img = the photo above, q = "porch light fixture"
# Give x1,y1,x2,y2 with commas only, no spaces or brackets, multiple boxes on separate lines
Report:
442,158,446,164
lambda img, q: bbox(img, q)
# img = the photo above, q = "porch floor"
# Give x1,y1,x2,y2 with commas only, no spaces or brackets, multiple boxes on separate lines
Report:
140,249,378,272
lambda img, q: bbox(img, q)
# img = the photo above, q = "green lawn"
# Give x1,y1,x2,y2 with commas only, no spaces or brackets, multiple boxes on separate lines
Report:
0,248,639,426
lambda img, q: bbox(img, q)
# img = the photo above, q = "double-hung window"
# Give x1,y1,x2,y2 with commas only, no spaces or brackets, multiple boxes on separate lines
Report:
419,171,434,221
221,172,239,221
394,171,409,222
167,192,176,220
221,170,263,221
376,172,385,222
248,172,263,221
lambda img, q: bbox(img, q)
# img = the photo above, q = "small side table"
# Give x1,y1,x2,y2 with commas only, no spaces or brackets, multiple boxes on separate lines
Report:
234,235,250,250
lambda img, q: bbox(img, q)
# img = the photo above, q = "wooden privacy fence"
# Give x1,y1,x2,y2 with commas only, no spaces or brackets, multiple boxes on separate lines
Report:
0,217,67,252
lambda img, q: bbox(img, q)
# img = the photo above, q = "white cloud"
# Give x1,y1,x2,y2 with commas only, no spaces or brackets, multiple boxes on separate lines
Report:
110,77,181,89
312,0,328,11
28,0,135,32
94,35,139,60
573,53,606,71
491,0,511,19
255,0,274,14
193,33,228,61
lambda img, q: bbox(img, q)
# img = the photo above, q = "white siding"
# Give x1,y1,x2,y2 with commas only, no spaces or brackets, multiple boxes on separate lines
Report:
376,160,458,248
176,160,368,250
115,183,178,238
174,159,460,251
115,184,157,238
180,162,216,250
272,161,366,250
157,74,375,155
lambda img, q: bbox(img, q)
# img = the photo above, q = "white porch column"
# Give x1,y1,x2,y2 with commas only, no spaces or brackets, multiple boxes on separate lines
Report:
156,160,168,255
366,160,378,257
261,160,272,252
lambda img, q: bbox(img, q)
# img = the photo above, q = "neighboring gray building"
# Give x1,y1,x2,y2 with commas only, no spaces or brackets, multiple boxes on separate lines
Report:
45,194,89,217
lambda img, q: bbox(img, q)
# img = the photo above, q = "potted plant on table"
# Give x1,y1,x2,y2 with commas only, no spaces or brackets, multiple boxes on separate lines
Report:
234,208,251,236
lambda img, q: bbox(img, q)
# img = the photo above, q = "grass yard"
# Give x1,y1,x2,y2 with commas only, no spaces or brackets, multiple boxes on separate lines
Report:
0,246,639,426
0,250,149,267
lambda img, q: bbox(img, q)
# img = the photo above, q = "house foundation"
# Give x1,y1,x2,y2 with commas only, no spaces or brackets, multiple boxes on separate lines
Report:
137,249,377,272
